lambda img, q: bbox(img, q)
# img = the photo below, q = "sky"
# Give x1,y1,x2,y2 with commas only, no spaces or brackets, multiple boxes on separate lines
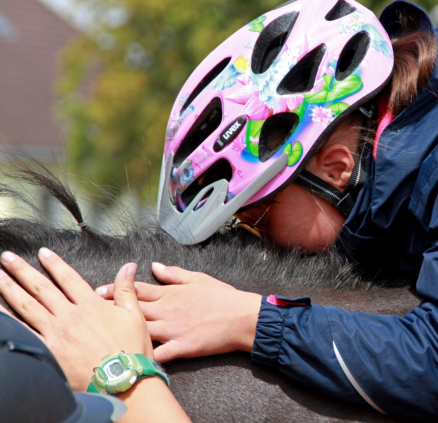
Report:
38,0,92,31
38,0,130,33
39,0,77,19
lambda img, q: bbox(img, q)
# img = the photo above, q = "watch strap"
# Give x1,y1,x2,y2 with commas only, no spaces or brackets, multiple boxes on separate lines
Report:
87,382,99,393
135,354,169,387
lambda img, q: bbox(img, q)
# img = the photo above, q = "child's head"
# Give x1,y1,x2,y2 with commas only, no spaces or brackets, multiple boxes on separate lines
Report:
240,18,437,251
157,0,436,248
237,111,361,251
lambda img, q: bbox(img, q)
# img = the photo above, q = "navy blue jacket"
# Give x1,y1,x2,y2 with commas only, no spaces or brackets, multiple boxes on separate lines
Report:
252,2,438,420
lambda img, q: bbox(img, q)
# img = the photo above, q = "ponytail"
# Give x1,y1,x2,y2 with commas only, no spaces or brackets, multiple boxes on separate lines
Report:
386,15,436,116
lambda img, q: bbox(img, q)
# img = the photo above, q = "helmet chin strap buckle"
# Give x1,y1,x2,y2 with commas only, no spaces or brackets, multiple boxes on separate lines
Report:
359,104,375,119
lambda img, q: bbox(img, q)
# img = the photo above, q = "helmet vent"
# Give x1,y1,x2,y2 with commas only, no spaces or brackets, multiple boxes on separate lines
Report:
174,97,222,166
277,44,327,95
325,0,357,21
181,159,233,208
180,58,231,115
258,112,299,162
335,31,370,81
251,12,299,75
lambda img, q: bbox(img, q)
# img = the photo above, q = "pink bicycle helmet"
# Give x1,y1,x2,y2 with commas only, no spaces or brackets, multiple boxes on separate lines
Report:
157,0,394,244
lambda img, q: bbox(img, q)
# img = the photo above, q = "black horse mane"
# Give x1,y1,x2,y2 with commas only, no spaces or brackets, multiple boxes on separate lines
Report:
0,158,417,423
0,158,415,311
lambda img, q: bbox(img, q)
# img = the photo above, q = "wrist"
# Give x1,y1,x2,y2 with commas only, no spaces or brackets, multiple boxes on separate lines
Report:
234,292,262,353
116,374,167,400
87,352,169,395
116,375,191,423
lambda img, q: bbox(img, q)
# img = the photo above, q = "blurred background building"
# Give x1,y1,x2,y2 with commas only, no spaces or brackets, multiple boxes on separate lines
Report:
0,0,143,229
0,0,76,159
0,0,82,227
0,0,436,229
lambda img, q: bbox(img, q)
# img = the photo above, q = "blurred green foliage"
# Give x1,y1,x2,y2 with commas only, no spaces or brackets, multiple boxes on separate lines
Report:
57,0,436,203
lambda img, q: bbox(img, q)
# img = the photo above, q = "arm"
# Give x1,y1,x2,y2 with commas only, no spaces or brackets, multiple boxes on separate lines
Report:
252,295,438,421
99,263,438,421
0,250,190,423
118,378,189,423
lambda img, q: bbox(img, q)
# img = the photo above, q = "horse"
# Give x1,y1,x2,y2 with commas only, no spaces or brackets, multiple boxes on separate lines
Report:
0,159,418,422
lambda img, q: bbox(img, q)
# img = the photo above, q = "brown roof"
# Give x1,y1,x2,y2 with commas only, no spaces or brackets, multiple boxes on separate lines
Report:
0,0,77,159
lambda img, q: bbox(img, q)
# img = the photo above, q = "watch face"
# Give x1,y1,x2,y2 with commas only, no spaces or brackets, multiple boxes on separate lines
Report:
91,353,143,394
105,360,126,381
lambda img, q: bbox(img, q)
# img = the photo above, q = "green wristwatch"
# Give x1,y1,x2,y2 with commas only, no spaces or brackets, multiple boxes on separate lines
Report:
87,351,169,395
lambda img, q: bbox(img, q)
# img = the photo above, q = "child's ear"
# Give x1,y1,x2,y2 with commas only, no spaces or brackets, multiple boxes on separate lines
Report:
308,144,356,191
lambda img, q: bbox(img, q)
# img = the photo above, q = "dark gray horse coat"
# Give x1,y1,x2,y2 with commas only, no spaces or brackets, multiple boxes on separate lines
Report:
0,161,417,422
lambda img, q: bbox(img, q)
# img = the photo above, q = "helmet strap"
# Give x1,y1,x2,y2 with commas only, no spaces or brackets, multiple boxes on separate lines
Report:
294,139,367,218
235,192,283,238
294,105,375,218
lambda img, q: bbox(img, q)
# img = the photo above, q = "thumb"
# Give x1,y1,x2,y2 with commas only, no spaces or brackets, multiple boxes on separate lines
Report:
153,340,184,363
152,263,195,285
113,263,143,317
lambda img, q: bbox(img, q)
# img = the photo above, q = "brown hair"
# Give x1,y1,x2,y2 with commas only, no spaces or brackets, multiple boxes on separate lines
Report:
385,15,437,116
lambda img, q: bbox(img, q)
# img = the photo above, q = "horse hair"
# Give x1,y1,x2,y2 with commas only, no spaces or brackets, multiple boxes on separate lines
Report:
0,159,417,423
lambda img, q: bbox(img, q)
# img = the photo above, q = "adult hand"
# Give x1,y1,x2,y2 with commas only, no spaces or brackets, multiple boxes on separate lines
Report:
97,263,262,363
0,248,152,391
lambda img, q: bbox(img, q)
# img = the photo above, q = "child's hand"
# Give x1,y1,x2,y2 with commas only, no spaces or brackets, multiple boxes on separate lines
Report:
0,249,153,391
97,263,262,363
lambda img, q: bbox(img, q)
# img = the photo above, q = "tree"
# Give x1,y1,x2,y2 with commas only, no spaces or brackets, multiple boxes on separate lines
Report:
57,0,435,203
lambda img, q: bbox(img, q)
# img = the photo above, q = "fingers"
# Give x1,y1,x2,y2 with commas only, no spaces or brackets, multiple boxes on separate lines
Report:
153,340,184,363
147,320,170,340
0,303,46,343
113,263,143,318
151,263,196,285
137,300,168,323
37,248,95,303
94,284,113,298
0,268,52,333
97,264,199,301
1,251,70,313
96,282,165,302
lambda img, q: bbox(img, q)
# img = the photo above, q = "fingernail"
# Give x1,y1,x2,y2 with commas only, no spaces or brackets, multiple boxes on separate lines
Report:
152,262,166,270
39,248,52,259
125,263,137,278
1,252,16,264
95,286,107,297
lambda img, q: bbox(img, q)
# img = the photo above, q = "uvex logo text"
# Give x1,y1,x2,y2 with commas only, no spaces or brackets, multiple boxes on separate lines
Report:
223,121,242,140
214,116,247,152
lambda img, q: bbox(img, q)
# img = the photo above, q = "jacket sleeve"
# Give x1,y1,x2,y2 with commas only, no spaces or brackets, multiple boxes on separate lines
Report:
251,295,438,421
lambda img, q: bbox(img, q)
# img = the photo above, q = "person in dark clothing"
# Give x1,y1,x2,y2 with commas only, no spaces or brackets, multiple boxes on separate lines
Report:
1,0,437,421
